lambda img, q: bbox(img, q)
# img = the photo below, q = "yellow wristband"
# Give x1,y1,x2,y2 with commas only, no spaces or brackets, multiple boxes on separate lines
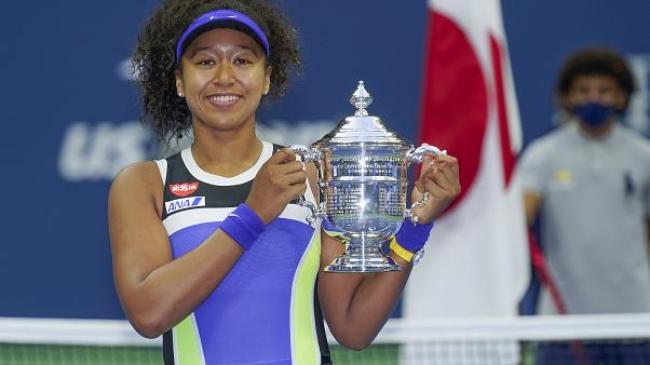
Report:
390,236,415,263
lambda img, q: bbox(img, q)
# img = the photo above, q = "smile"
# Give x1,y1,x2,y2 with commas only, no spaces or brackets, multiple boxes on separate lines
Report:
207,94,241,107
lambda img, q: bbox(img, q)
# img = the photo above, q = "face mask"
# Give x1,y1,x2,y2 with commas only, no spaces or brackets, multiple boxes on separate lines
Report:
572,102,615,128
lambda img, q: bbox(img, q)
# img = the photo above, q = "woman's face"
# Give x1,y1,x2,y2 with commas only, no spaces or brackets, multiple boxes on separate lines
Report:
176,28,271,133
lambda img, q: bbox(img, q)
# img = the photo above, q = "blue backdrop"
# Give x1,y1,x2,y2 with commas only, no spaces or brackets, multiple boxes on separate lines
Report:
1,1,648,319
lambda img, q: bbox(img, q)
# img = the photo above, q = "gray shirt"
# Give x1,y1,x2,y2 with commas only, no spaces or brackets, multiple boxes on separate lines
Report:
519,121,650,314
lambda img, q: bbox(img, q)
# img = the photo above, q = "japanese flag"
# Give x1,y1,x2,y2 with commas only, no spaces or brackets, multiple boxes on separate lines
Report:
404,0,529,321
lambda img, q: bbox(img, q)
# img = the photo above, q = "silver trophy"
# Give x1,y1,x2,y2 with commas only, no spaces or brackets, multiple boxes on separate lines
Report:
291,81,445,272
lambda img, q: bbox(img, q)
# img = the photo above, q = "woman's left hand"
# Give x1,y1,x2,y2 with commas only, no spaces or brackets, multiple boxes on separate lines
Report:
409,153,461,224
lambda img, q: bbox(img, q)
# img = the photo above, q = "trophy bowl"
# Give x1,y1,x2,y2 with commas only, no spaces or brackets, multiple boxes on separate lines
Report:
291,81,444,272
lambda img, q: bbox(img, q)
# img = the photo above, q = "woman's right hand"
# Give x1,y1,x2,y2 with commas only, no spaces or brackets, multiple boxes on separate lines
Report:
246,149,307,224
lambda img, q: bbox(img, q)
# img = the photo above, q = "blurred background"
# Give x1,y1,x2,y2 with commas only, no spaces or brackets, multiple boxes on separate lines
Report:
1,0,649,364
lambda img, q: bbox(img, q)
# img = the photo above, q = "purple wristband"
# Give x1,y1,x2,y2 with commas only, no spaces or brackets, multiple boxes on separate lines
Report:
394,220,434,252
219,203,265,250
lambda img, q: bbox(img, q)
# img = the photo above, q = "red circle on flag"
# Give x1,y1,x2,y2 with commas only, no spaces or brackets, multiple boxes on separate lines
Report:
418,11,489,214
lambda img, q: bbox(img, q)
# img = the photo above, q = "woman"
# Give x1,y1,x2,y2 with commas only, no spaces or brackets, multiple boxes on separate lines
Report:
109,0,460,364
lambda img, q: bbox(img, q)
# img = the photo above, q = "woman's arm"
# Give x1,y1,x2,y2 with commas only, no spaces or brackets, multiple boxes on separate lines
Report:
317,236,412,350
109,150,307,338
109,162,244,338
314,154,460,350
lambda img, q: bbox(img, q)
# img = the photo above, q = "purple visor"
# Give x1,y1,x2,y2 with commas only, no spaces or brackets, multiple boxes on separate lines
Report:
176,9,270,63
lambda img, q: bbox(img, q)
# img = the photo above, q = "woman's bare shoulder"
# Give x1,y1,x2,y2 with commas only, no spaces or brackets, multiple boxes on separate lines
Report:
110,161,165,217
112,161,162,190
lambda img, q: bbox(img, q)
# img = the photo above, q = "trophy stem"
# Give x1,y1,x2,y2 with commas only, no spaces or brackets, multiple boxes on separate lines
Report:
325,233,402,272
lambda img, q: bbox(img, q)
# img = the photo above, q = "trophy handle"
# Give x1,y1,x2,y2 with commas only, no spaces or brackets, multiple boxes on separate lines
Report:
289,145,326,225
289,144,322,163
404,143,447,224
406,143,446,163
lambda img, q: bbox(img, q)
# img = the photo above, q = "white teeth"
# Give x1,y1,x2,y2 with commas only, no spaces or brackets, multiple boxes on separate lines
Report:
209,95,240,104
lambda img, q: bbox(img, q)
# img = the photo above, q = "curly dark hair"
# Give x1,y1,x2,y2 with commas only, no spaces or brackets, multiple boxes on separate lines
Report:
133,0,302,140
556,47,636,110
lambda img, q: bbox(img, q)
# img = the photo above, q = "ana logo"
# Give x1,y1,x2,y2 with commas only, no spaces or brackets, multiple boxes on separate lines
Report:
166,197,206,215
169,182,199,197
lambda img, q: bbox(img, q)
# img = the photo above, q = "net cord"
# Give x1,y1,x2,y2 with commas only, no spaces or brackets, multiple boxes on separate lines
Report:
1,314,650,347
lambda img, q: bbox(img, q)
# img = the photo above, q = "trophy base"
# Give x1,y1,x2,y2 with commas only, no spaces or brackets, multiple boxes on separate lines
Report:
325,254,402,273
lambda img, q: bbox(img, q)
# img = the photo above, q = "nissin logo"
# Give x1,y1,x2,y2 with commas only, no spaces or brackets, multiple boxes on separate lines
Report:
166,197,205,214
169,182,199,197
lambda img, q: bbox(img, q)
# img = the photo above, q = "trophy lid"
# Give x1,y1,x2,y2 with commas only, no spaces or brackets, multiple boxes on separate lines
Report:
312,81,412,148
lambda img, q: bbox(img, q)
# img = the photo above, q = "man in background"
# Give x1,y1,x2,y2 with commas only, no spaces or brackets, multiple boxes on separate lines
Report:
518,47,650,363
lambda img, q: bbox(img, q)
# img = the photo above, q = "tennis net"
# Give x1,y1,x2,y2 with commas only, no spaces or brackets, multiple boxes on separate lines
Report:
1,313,649,364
